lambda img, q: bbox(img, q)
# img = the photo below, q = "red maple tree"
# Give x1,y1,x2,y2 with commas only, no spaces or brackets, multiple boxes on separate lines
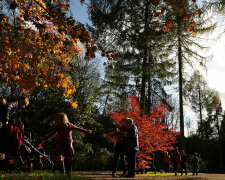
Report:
108,94,179,169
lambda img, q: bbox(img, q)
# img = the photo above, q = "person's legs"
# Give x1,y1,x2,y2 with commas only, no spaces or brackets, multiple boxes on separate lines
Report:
64,156,73,177
112,144,120,177
119,154,126,176
63,145,75,177
118,145,126,176
180,166,183,176
55,153,64,173
126,151,137,177
164,163,169,173
193,167,196,175
173,163,178,176
184,165,188,175
125,152,131,177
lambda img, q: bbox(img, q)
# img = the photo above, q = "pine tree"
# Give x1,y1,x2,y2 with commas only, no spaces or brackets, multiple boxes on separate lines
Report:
165,1,216,149
88,0,176,113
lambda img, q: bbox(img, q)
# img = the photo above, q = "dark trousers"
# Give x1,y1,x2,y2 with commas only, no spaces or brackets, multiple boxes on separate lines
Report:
193,166,198,175
112,143,126,175
164,163,170,173
181,164,187,175
126,150,137,177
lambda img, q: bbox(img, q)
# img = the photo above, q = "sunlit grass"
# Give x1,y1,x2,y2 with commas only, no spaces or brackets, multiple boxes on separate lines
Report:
0,170,207,179
139,171,205,176
73,171,204,177
0,171,89,180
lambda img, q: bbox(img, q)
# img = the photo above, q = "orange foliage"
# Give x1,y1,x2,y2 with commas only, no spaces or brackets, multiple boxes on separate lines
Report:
164,27,171,32
166,21,173,28
108,94,178,169
0,0,117,107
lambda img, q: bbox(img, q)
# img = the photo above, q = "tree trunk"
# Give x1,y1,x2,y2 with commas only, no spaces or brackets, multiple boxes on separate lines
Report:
198,86,203,138
147,77,152,112
140,56,147,111
177,15,185,150
140,0,150,111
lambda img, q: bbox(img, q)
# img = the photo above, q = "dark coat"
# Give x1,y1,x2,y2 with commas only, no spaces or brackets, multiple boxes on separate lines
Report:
124,124,139,153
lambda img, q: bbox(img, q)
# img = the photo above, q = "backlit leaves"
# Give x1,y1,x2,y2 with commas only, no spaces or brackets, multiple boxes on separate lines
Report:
0,0,117,108
3,98,7,105
108,94,178,169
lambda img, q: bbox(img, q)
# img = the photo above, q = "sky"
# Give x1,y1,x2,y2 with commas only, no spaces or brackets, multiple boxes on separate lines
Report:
206,32,225,108
70,1,225,133
70,0,90,25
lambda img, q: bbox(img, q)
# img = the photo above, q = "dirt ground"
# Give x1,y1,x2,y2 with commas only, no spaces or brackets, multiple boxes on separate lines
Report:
75,172,225,180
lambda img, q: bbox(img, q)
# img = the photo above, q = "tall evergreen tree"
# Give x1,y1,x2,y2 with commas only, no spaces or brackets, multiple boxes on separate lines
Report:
88,0,176,113
184,70,210,138
165,1,216,148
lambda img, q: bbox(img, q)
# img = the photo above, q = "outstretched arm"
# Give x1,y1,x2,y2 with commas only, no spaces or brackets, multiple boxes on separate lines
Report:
70,124,92,134
40,126,57,144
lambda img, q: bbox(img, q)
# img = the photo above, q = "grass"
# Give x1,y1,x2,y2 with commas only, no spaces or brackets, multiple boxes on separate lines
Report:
0,171,90,180
0,170,210,179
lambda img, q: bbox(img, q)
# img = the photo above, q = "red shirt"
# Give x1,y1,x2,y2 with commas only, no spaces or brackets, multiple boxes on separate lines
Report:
43,123,89,147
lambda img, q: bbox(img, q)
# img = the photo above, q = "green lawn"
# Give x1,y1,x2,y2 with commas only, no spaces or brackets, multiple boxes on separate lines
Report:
0,171,217,180
0,171,90,180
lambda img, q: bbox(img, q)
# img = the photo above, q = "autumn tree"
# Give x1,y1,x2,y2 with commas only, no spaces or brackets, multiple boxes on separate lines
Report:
19,54,109,170
108,94,178,169
0,0,116,106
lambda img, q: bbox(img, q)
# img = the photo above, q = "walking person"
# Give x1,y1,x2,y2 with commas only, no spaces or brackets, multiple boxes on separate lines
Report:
180,150,188,176
40,113,92,177
172,147,181,176
192,153,199,176
163,151,171,173
123,118,139,178
112,118,127,177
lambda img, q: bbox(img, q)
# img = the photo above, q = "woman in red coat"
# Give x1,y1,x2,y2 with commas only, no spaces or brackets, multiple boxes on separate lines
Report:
40,113,92,176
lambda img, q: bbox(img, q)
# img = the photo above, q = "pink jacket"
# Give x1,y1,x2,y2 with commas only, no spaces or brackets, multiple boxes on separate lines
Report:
42,123,89,147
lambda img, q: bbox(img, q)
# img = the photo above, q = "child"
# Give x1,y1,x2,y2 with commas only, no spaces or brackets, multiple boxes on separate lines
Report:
40,113,92,177
192,153,199,176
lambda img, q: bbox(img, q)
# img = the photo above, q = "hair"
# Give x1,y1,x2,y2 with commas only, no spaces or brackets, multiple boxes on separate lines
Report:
125,118,133,125
55,113,70,127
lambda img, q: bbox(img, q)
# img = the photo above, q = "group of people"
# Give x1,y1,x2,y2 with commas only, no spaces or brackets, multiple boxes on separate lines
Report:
1,98,202,178
111,118,139,178
163,147,199,176
0,98,92,176
0,97,140,178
